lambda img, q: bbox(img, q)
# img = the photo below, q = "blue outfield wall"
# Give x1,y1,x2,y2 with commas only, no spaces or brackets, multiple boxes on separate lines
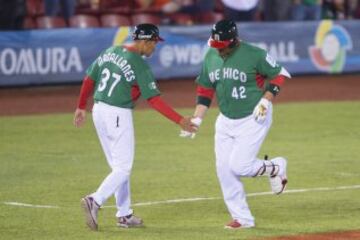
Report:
0,20,359,86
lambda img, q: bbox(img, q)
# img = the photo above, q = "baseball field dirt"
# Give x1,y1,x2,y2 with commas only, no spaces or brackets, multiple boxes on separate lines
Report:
0,74,359,116
0,74,359,240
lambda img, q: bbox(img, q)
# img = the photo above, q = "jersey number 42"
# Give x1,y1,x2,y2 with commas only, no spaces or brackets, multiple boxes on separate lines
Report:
232,86,247,99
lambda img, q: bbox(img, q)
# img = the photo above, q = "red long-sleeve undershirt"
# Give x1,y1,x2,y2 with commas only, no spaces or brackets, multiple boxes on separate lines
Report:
197,85,215,100
147,96,183,124
256,74,286,89
269,75,285,86
76,76,182,124
77,76,94,109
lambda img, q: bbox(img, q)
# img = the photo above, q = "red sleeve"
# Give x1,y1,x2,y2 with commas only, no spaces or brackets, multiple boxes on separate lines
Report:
269,75,285,87
77,76,95,109
147,96,183,124
197,86,215,99
131,84,141,102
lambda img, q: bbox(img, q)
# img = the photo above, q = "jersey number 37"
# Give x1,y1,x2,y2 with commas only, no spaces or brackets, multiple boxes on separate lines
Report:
98,68,122,97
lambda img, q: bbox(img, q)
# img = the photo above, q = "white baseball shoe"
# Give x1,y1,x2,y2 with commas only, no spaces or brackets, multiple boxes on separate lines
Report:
269,157,288,194
224,219,255,229
117,214,144,228
81,196,100,231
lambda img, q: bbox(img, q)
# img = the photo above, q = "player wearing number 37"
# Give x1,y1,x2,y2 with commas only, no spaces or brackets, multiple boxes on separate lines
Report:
181,19,291,229
73,23,197,231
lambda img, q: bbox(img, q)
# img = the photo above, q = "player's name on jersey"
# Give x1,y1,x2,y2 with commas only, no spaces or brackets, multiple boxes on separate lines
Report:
209,68,248,83
97,52,135,82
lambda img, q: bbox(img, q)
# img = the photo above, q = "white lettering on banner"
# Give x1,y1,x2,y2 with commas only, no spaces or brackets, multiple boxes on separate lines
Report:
254,41,299,62
0,47,83,75
52,48,65,73
159,44,207,68
37,49,51,74
67,48,82,72
0,49,16,75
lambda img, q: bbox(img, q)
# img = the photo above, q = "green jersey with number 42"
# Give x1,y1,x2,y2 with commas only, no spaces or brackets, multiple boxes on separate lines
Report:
86,46,160,109
196,42,282,119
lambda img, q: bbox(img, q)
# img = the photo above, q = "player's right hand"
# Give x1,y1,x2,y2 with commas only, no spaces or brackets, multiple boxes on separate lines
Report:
179,117,202,139
179,130,196,139
178,116,198,133
74,108,86,128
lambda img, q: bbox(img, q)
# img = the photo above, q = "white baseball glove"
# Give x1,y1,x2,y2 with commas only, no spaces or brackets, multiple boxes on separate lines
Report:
253,98,271,124
179,117,202,139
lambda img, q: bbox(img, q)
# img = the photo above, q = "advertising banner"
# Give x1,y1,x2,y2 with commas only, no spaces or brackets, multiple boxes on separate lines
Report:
0,20,359,86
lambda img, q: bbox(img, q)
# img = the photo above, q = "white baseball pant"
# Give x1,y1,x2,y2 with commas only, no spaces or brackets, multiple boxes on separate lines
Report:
215,104,273,226
91,101,134,218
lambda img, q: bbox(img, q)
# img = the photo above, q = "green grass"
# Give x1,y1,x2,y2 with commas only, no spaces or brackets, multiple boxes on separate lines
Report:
0,101,360,240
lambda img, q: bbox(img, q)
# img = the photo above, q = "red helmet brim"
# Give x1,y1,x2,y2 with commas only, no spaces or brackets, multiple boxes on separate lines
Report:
208,38,231,49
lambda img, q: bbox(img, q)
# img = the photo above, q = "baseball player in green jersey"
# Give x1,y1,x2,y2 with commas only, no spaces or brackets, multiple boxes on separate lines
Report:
181,19,291,229
73,23,197,231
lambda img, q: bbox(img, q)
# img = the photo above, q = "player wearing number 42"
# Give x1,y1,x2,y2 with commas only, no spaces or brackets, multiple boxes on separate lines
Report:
73,23,197,231
180,19,291,229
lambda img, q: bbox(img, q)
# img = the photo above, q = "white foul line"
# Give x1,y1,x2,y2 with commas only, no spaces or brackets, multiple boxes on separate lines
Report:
3,201,59,209
3,184,360,209
103,184,360,208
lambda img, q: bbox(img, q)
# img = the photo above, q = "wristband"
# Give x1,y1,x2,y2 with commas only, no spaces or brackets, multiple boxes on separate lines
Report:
191,117,202,126
266,83,280,96
197,96,212,107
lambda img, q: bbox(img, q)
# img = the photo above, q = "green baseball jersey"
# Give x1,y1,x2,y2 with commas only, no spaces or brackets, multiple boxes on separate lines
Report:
86,46,160,108
196,41,282,119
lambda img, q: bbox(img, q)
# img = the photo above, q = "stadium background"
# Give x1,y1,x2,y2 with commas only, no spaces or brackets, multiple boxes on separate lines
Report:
1,0,360,239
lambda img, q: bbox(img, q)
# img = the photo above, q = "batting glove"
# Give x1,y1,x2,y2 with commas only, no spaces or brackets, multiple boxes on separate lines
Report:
253,98,271,124
179,117,202,139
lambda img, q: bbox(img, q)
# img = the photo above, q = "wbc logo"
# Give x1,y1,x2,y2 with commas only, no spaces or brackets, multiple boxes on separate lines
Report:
309,20,352,73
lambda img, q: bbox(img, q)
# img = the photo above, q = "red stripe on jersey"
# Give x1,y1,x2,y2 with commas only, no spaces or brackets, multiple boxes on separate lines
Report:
269,75,285,87
197,86,215,99
77,76,95,109
147,95,183,124
256,74,266,89
131,84,141,101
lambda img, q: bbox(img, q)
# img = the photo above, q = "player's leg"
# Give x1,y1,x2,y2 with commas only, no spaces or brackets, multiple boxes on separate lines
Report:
228,107,273,177
114,179,131,217
228,105,287,194
81,102,112,230
215,114,255,229
91,104,134,206
97,106,142,228
111,123,143,228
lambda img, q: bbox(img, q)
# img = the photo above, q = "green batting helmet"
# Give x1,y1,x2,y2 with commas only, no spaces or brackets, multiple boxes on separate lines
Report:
208,19,238,49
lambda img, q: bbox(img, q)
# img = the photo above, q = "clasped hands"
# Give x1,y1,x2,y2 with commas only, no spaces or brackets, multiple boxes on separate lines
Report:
179,117,202,139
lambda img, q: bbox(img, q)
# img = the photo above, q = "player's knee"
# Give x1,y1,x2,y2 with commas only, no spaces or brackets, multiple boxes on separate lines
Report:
112,166,131,176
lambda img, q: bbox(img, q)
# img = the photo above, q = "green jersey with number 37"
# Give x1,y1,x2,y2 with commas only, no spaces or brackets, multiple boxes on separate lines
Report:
86,46,160,108
196,42,282,119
